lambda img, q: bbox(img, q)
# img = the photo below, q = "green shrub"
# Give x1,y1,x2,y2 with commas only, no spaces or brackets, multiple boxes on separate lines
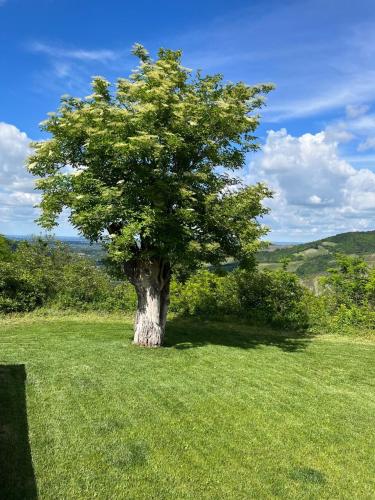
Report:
105,281,137,312
321,253,371,307
2,237,373,335
170,270,227,316
170,267,309,330
55,260,113,310
366,269,375,308
234,268,309,329
308,300,375,335
313,254,375,334
0,237,136,314
0,263,49,313
0,235,12,261
56,260,137,312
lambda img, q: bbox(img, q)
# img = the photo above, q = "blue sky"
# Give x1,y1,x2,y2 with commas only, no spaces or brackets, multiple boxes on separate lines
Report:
1,0,375,241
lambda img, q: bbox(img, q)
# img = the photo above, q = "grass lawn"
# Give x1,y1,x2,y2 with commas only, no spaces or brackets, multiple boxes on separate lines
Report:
1,313,375,499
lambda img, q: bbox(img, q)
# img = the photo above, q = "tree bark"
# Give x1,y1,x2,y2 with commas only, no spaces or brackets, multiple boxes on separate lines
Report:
131,259,171,347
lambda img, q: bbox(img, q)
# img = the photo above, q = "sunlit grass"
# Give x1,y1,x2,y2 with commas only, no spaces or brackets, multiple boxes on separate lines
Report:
1,313,374,498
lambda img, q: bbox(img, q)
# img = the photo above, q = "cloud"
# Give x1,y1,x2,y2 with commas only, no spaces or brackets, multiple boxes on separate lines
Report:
29,41,130,97
346,104,370,119
0,123,39,233
358,137,375,151
172,0,375,123
248,128,375,241
265,75,375,122
319,104,375,155
0,122,33,191
0,120,373,240
30,42,119,62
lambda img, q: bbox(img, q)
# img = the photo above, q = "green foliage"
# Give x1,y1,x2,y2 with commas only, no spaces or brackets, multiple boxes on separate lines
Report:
56,259,137,311
170,270,229,316
321,253,371,307
0,235,12,261
28,45,273,273
0,238,135,314
295,254,334,277
55,259,131,311
367,269,375,306
170,268,309,329
234,268,309,329
0,238,68,313
0,262,48,313
307,298,375,336
306,254,375,335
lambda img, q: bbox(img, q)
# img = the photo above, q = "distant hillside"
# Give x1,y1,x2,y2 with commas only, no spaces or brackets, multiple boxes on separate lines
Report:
4,234,105,264
257,230,375,279
5,230,375,280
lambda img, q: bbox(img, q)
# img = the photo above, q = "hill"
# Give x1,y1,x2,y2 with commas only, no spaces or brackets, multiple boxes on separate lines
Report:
257,230,375,280
5,230,375,280
4,234,105,264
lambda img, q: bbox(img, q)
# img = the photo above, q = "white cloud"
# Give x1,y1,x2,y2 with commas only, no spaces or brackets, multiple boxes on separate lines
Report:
358,137,375,151
1,122,374,241
0,191,40,207
29,41,130,96
0,122,33,191
309,195,322,205
30,42,119,62
309,103,375,161
249,128,375,240
0,123,39,233
175,2,375,123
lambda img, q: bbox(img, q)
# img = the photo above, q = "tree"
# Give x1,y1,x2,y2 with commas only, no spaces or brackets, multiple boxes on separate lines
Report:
27,45,273,346
322,253,371,307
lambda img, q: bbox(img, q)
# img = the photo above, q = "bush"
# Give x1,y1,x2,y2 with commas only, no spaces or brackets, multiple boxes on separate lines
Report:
234,268,309,329
0,262,49,313
1,236,373,335
170,267,309,330
307,299,375,335
321,253,371,307
170,270,227,316
0,237,136,314
56,260,114,310
55,260,137,312
313,254,375,334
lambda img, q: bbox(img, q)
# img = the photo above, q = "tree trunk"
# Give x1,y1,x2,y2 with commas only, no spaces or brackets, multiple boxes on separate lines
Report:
132,259,171,347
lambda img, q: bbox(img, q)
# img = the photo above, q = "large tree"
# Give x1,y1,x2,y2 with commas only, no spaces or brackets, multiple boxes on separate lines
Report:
27,45,273,346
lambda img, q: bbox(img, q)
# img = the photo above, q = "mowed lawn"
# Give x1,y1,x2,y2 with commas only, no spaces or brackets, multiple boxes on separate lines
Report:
1,314,375,499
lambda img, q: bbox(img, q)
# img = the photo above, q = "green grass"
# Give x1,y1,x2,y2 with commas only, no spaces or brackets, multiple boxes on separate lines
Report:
1,313,375,499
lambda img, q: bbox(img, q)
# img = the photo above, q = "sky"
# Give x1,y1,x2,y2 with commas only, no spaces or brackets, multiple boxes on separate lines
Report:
1,0,375,242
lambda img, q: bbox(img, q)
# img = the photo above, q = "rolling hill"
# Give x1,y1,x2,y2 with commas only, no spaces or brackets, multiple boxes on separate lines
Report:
257,230,375,280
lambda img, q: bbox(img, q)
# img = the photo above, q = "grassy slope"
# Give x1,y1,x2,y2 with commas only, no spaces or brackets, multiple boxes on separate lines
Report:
1,314,375,499
256,230,375,281
258,230,375,262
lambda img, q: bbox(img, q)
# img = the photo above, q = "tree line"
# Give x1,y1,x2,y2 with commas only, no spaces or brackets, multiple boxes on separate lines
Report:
1,235,374,335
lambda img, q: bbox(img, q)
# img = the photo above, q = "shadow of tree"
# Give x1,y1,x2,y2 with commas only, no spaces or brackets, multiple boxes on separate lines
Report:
165,318,313,352
0,365,37,499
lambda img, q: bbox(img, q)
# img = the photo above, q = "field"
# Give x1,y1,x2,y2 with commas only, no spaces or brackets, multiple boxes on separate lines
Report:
1,314,375,499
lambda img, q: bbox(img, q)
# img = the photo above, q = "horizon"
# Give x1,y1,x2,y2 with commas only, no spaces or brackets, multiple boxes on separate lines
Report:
1,0,375,240
4,227,375,246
